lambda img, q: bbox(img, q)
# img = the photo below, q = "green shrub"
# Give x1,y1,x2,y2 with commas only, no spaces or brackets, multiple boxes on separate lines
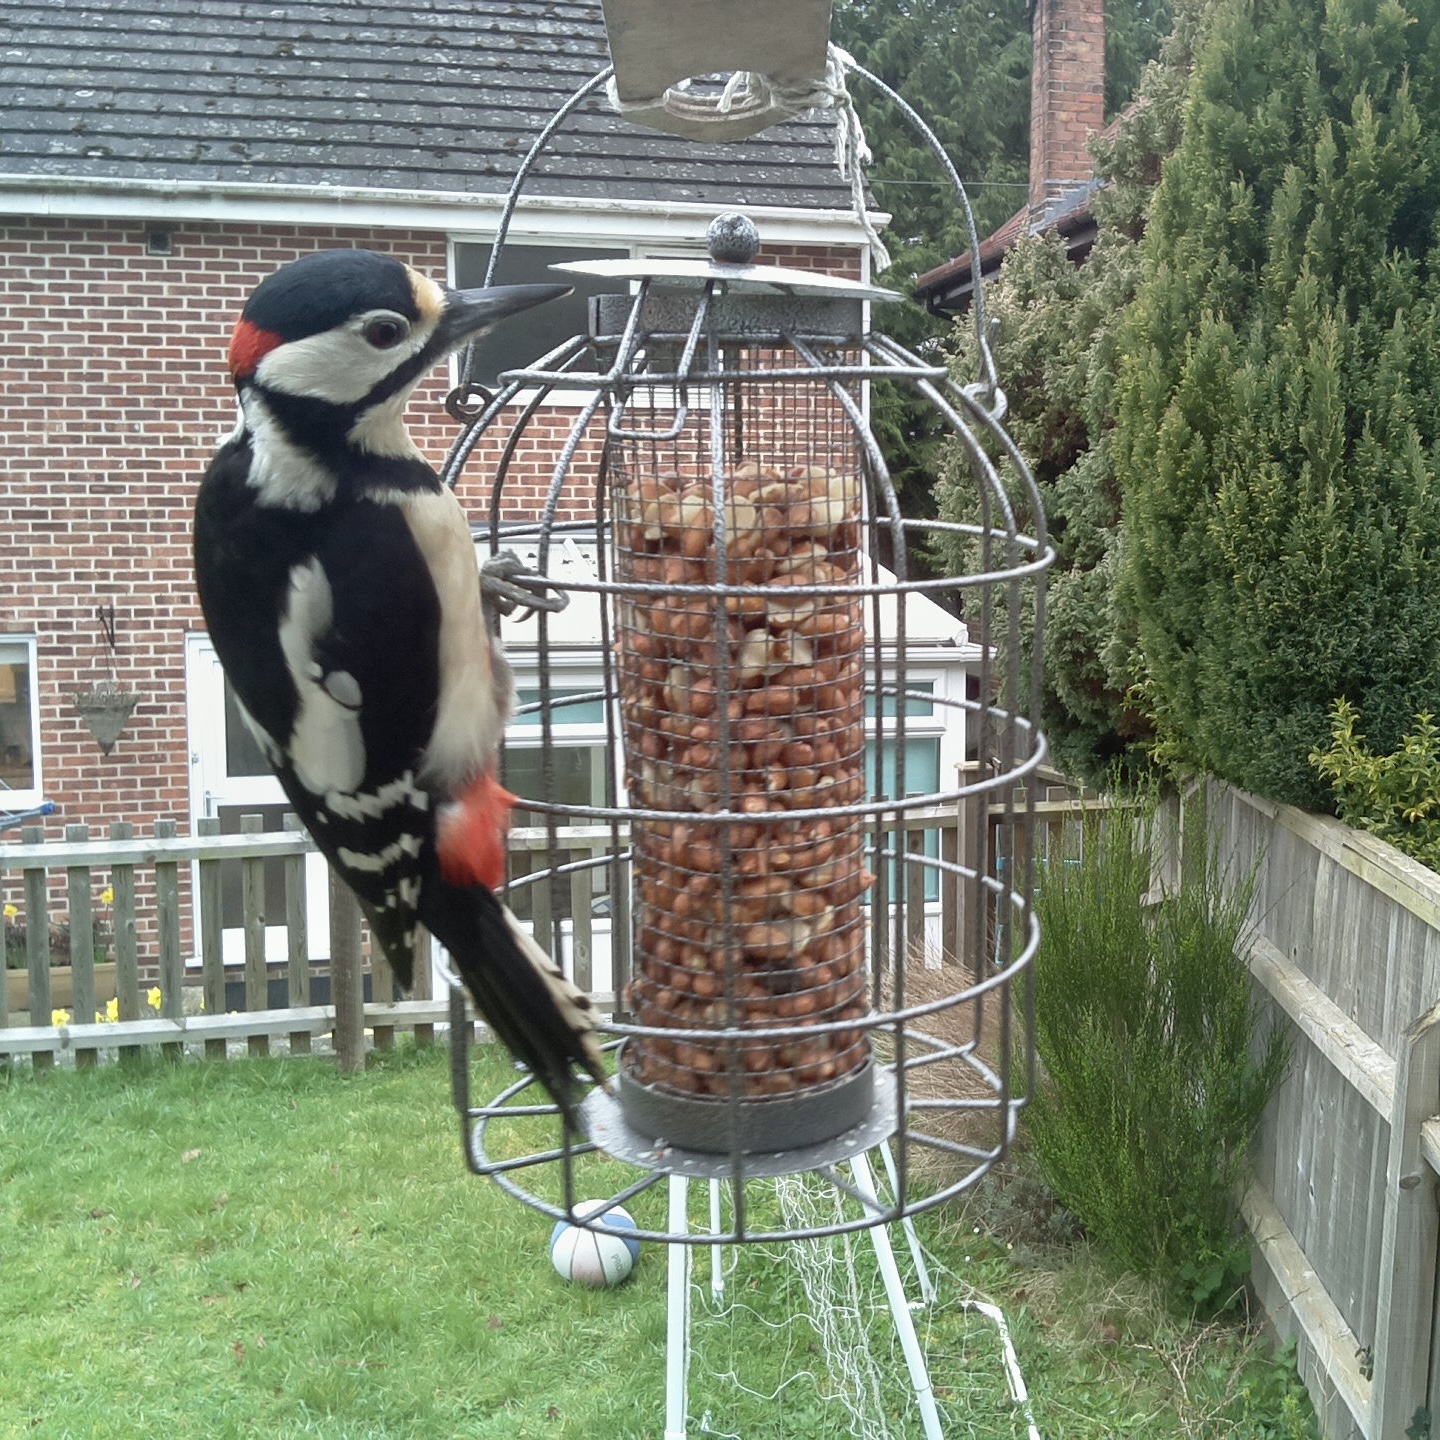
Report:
1310,700,1440,874
1029,791,1288,1309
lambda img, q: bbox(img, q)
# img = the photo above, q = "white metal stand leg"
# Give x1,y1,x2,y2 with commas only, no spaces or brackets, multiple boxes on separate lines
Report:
709,1179,725,1300
850,1151,944,1440
665,1175,691,1440
879,1139,937,1304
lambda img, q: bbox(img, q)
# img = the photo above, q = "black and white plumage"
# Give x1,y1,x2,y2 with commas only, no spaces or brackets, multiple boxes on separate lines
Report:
193,248,605,1119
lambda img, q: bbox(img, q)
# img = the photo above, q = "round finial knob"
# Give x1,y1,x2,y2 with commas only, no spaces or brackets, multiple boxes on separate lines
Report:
707,212,760,266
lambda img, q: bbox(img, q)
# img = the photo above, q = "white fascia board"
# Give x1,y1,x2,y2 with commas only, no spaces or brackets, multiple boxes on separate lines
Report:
0,174,880,249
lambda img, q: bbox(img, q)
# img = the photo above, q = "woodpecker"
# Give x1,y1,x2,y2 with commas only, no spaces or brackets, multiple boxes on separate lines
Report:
193,248,606,1120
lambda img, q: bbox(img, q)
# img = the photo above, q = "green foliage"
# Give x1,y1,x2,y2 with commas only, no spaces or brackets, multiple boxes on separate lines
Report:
831,0,1032,533
934,1,1204,783
1029,793,1288,1308
832,0,1032,267
1113,0,1440,809
1106,0,1178,121
834,0,1173,543
1310,700,1440,871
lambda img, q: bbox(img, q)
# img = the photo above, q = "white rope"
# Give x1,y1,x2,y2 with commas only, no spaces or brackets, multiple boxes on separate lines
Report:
605,44,891,272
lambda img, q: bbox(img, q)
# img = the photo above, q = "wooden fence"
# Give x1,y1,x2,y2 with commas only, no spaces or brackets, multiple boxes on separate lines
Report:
1210,782,1440,1440
1,793,1058,1072
0,819,438,1074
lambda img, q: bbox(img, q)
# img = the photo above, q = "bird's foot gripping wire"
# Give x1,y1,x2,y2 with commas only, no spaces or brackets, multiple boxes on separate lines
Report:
479,549,572,631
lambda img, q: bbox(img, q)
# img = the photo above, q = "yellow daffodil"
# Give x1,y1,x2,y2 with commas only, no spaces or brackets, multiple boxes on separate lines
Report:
51,1008,71,1027
3,903,17,921
99,886,114,907
102,998,119,1023
146,987,163,1011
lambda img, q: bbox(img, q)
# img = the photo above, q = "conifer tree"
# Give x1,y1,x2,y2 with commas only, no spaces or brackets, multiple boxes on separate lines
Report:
934,1,1201,781
832,0,1172,541
1113,0,1440,808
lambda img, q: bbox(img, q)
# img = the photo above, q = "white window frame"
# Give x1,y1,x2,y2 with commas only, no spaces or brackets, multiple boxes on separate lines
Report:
0,636,42,809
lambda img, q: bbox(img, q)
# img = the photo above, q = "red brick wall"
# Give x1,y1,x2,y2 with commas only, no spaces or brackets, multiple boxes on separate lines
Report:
0,214,859,966
1028,0,1105,215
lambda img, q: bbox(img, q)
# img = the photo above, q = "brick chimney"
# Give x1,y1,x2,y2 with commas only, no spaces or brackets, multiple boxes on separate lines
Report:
1029,0,1105,218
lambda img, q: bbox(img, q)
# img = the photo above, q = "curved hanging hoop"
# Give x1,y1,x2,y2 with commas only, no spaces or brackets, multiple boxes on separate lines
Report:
447,65,616,426
442,47,1006,483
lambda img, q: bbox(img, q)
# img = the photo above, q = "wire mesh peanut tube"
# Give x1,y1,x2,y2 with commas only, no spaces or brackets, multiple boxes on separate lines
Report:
614,387,877,1150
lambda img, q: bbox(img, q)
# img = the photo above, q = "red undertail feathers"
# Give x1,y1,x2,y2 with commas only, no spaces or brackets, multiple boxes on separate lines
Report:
436,767,517,892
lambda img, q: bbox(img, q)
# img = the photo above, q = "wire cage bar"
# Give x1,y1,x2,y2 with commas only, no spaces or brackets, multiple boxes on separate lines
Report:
440,210,1052,1244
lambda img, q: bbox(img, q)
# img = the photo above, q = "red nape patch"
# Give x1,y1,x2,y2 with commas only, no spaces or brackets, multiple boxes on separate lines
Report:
227,318,283,379
436,769,517,892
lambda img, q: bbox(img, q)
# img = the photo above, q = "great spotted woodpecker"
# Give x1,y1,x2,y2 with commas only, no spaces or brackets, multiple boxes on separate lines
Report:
193,248,606,1119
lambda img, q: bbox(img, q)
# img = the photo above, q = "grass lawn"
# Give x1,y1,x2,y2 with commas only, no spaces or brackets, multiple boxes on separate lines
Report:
0,1042,1314,1438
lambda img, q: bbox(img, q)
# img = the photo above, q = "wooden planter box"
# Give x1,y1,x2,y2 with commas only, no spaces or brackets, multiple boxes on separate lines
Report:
5,962,118,1017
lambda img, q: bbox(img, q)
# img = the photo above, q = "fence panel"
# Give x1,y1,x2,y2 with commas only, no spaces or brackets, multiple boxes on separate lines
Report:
0,824,455,1064
1212,782,1440,1440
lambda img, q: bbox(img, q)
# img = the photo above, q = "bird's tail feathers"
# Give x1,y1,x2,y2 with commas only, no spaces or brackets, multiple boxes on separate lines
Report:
425,882,607,1124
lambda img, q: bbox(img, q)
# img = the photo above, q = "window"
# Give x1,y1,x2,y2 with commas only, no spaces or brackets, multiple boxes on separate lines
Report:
0,638,41,805
223,680,274,779
866,679,944,903
501,676,616,924
452,242,629,388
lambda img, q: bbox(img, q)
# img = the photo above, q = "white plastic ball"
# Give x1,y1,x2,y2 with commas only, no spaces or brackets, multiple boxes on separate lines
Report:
549,1200,641,1288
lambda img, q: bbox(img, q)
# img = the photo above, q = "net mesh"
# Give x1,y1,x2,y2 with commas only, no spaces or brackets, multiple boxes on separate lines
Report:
687,1167,1043,1439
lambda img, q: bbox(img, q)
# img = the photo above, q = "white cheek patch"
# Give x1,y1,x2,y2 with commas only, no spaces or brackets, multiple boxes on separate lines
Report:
255,325,430,406
278,558,367,796
348,392,424,460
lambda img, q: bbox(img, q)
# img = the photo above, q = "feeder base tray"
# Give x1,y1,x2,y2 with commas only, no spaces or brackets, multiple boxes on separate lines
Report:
582,1061,897,1180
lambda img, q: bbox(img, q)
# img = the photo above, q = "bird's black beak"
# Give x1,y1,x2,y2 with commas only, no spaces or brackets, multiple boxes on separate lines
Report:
435,282,572,353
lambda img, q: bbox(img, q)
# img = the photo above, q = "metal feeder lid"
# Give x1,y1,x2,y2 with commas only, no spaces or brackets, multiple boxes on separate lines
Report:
552,211,901,305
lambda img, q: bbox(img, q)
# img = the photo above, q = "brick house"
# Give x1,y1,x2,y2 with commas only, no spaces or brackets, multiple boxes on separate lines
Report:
0,0,888,956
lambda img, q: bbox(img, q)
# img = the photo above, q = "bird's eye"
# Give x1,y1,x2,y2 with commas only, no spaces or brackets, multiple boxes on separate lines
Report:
362,317,408,350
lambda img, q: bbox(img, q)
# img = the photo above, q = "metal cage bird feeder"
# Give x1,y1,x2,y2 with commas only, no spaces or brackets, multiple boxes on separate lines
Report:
443,204,1052,1246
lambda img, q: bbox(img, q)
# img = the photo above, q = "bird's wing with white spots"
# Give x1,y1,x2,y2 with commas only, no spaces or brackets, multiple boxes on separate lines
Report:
267,502,452,975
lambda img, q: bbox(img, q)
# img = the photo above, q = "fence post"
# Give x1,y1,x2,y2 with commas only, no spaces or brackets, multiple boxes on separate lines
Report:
1370,1000,1440,1438
571,859,594,998
154,819,182,1061
329,873,364,1075
110,821,140,1066
22,826,51,1072
610,846,632,1021
0,852,8,1037
197,817,226,1061
939,809,960,970
411,928,434,1046
905,816,927,967
283,814,311,1056
65,824,98,1069
371,938,395,1053
240,814,268,1058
